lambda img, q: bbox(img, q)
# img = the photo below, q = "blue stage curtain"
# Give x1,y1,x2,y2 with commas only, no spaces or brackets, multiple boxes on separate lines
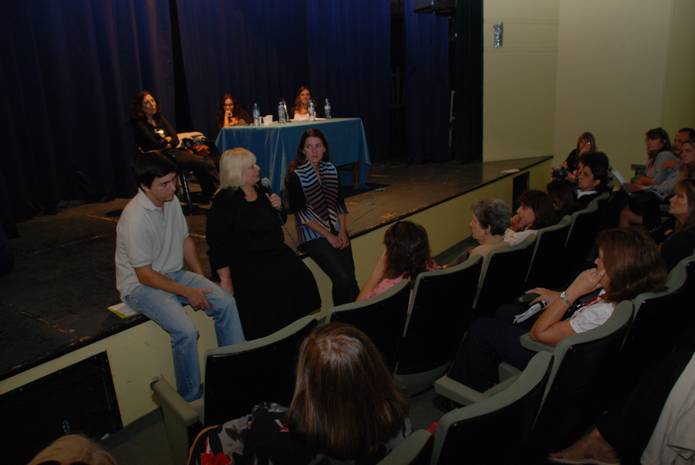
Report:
175,0,390,162
1,0,174,220
403,1,450,162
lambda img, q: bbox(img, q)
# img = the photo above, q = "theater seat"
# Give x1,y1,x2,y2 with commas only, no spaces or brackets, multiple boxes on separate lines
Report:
394,255,482,395
524,216,572,289
474,234,536,315
434,301,633,455
151,314,320,465
430,351,553,465
377,429,433,465
328,280,410,372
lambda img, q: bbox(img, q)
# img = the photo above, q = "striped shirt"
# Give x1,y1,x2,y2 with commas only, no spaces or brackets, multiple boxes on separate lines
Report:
287,161,347,244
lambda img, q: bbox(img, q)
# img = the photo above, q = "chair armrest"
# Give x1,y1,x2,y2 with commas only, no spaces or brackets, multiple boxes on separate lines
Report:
520,333,555,352
151,377,200,427
378,430,432,465
434,375,486,406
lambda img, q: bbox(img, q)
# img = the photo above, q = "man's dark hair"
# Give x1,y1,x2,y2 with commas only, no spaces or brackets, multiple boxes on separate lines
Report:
135,153,178,189
678,127,695,142
579,151,611,191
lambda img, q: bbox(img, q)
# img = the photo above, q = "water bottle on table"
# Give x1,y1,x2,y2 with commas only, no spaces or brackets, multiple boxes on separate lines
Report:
252,103,261,126
278,101,286,124
324,98,332,119
308,100,316,121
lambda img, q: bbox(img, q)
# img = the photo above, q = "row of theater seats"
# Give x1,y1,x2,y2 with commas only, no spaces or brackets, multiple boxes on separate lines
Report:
150,193,616,465
391,252,695,464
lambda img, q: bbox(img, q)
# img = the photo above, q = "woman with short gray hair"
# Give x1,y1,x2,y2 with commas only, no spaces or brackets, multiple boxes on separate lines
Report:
468,198,512,258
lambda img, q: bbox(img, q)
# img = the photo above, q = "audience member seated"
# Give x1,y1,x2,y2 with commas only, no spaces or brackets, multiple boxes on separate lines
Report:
357,220,438,301
660,179,695,270
619,128,679,229
453,199,512,265
554,131,597,183
292,85,312,121
676,138,695,181
130,90,218,201
673,127,695,157
285,128,359,305
447,228,666,392
547,179,577,218
187,323,411,465
216,92,250,129
549,338,695,465
573,151,611,211
27,434,117,465
504,190,559,246
206,148,321,339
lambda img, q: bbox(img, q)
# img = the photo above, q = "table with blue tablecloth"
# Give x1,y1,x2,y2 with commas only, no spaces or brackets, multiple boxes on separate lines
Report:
215,118,371,193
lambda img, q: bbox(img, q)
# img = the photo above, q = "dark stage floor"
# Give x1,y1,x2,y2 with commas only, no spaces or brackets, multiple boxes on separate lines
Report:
0,157,549,380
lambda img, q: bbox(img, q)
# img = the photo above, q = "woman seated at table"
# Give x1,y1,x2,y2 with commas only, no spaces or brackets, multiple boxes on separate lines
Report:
206,148,320,339
130,90,218,201
187,323,411,465
216,92,250,129
285,128,360,305
504,190,559,246
448,227,667,391
292,85,312,121
619,128,679,229
357,221,438,301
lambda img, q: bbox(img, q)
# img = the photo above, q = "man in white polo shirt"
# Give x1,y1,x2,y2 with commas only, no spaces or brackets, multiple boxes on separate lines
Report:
115,153,244,401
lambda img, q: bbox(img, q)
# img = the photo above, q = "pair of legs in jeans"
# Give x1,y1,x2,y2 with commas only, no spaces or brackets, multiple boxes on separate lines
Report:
300,237,359,306
124,270,245,401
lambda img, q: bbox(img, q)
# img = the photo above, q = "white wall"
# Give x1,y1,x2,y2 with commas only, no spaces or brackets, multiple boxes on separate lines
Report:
482,0,558,161
483,0,695,176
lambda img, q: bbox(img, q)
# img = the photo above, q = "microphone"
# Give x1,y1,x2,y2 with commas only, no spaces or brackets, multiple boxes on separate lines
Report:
260,177,273,195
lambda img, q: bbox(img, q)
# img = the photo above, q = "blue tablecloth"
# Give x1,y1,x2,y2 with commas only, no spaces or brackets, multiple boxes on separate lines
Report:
215,118,371,193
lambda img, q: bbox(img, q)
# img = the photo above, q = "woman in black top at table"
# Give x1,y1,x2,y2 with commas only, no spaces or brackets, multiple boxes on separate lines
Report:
216,92,250,129
285,128,360,305
130,90,218,201
206,148,321,339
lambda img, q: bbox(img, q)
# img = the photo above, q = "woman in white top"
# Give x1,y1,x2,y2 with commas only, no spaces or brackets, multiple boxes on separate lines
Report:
292,85,312,121
504,190,559,246
448,227,667,391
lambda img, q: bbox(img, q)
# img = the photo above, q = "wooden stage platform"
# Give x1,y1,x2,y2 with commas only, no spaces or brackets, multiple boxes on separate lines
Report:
0,156,552,429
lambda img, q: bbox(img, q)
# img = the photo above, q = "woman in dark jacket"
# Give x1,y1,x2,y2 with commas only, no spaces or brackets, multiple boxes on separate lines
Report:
206,147,320,339
130,90,218,201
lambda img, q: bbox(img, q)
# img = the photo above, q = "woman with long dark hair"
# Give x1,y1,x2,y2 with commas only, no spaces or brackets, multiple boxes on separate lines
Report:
216,93,250,129
292,85,312,121
620,128,680,228
285,128,359,305
504,190,559,246
357,221,437,301
187,323,410,465
130,90,218,201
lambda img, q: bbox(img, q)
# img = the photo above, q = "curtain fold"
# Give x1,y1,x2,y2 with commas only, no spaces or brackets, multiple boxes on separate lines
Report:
403,0,451,162
1,0,174,221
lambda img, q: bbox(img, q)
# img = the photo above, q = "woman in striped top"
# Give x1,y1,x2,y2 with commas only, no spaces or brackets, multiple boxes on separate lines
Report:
286,128,359,305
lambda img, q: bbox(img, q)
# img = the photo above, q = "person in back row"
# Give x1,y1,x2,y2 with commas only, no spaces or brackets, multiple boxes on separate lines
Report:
619,128,679,229
573,151,611,211
292,85,313,121
116,153,244,401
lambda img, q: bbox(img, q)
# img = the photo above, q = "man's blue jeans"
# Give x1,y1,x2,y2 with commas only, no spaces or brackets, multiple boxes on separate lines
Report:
124,270,245,401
